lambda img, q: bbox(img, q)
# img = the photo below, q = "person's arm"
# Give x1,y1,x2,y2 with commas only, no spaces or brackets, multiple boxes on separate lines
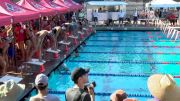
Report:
88,87,95,101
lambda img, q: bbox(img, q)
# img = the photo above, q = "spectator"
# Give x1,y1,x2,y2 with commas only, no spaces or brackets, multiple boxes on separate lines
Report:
110,89,137,101
65,68,95,101
118,10,125,26
133,8,138,25
30,73,60,101
92,10,98,24
110,90,127,101
108,12,113,26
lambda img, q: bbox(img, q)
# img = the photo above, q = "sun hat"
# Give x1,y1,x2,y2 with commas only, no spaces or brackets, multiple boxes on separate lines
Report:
110,89,127,101
147,74,180,101
71,68,89,83
35,73,48,86
0,80,25,101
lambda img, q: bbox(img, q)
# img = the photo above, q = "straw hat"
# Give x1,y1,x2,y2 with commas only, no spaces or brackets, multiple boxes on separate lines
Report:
147,74,180,101
0,80,25,101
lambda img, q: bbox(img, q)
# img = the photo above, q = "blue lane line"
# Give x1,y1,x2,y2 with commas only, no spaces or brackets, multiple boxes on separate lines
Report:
85,45,180,48
58,72,150,77
69,60,180,64
79,51,180,55
93,36,164,38
89,38,152,40
48,91,152,98
88,40,180,42
57,72,180,78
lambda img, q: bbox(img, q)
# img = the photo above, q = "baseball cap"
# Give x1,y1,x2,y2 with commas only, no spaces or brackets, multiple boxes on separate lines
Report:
35,73,48,86
71,68,90,83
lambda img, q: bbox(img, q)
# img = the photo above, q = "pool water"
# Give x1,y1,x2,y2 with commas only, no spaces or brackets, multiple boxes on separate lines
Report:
29,31,180,101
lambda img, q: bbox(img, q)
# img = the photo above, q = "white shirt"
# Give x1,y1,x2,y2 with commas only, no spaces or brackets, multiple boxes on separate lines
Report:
30,94,60,101
118,12,125,18
134,11,138,17
93,12,98,18
44,94,60,101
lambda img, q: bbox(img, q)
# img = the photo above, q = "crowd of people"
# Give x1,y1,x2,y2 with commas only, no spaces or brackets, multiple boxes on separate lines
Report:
139,8,179,26
91,8,180,27
0,10,90,76
30,68,138,101
1,68,180,101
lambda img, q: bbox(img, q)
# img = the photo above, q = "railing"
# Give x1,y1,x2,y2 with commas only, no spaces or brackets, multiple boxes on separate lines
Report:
149,11,180,41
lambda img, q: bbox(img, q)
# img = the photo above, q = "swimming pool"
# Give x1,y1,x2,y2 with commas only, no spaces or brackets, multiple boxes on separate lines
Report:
29,31,180,101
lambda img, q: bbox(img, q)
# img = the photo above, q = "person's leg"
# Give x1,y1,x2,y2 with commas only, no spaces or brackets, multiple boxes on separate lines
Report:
133,17,135,25
2,42,9,69
122,18,124,25
25,40,32,61
18,41,25,61
0,56,6,75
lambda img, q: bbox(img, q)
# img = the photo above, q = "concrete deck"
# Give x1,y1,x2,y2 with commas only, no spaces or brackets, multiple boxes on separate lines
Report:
17,33,93,101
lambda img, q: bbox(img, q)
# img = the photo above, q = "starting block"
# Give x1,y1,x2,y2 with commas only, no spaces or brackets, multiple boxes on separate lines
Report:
25,59,46,73
45,48,61,59
58,41,71,46
0,75,23,83
58,41,71,52
68,35,78,45
83,28,89,36
78,31,84,39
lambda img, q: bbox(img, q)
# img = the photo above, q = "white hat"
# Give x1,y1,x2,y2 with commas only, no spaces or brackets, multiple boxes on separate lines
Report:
147,74,180,101
35,73,48,86
0,80,25,101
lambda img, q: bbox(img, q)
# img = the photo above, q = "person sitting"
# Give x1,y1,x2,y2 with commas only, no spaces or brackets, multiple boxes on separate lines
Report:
147,74,180,101
30,73,60,101
110,89,137,101
65,68,95,101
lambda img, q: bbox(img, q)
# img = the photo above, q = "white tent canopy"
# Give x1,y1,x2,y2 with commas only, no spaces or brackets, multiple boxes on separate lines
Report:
87,1,127,6
146,0,180,8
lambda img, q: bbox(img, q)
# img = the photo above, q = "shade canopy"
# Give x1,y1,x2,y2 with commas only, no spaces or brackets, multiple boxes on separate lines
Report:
67,0,83,10
17,0,55,16
0,0,39,23
53,0,70,11
87,1,127,6
146,0,180,8
61,0,81,11
0,13,11,26
39,0,68,14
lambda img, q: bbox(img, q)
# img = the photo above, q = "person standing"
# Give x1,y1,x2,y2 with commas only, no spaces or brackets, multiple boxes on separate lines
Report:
118,10,125,26
30,73,60,101
133,8,138,26
65,68,95,101
92,10,98,25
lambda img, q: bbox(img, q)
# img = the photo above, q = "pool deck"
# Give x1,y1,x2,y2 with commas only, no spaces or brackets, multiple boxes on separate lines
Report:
16,33,92,101
5,25,179,100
